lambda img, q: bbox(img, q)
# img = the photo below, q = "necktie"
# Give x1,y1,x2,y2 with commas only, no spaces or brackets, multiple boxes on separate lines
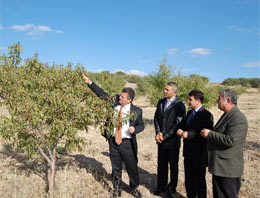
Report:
115,105,124,145
164,99,171,111
186,110,196,125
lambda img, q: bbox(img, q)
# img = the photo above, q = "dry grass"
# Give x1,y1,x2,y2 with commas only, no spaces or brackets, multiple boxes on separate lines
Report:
0,89,259,198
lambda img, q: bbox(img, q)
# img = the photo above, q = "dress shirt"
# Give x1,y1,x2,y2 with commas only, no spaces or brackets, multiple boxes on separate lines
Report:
164,96,176,111
113,103,131,139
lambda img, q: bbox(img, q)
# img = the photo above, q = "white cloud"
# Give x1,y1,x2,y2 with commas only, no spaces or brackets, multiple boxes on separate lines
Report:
168,48,179,55
189,48,211,56
56,30,64,34
94,69,147,76
9,24,34,31
243,61,260,68
9,23,62,38
228,25,259,33
34,25,52,32
126,70,147,76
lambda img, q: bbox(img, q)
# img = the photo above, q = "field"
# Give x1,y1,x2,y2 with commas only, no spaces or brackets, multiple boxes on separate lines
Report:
0,88,259,198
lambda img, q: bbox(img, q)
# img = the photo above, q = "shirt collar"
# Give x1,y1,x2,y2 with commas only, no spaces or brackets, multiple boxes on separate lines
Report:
167,96,176,102
194,105,202,112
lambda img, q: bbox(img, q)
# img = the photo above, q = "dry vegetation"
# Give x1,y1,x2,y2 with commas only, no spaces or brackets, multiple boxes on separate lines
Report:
0,88,259,198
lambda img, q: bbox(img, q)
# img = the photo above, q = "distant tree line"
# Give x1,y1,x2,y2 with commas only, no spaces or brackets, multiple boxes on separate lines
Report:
222,78,260,88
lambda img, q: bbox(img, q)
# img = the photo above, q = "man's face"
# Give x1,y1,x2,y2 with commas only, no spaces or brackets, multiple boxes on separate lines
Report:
188,95,201,109
217,93,226,111
119,92,131,106
164,85,176,99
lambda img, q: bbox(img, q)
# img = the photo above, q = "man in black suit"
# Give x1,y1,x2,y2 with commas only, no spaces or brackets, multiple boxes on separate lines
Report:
177,90,213,198
82,74,144,198
153,82,186,198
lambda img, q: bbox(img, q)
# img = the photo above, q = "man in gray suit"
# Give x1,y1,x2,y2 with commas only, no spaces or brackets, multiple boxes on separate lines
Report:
201,89,248,198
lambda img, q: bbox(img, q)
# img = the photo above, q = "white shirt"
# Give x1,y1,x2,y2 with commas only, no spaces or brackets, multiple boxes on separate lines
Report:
194,105,202,112
113,103,132,139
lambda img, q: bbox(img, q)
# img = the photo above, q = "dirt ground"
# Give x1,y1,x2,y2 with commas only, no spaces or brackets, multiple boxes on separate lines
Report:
0,88,259,198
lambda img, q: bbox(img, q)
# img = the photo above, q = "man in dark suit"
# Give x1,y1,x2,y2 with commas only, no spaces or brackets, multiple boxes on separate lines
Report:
201,89,248,198
153,82,186,198
82,74,144,198
177,90,213,198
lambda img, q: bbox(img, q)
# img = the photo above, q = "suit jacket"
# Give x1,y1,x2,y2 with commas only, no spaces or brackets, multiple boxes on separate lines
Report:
154,96,186,149
207,106,248,178
179,106,213,166
87,82,145,159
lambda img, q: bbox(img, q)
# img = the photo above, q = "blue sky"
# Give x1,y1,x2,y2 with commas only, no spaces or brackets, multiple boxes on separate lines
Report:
0,0,259,82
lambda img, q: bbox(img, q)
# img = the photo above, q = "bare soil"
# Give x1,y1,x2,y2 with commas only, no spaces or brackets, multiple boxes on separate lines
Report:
0,88,259,198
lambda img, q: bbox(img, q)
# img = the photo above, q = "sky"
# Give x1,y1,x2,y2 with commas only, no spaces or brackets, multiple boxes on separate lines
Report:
0,0,259,82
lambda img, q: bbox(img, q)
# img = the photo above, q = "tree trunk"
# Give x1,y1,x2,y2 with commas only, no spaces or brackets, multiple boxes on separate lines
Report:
48,147,57,198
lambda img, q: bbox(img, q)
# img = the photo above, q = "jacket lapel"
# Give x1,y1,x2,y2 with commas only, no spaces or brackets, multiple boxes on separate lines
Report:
160,98,167,114
165,97,178,113
214,107,237,130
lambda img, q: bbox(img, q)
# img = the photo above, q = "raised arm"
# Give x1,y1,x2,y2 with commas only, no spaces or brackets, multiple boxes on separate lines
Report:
82,74,110,99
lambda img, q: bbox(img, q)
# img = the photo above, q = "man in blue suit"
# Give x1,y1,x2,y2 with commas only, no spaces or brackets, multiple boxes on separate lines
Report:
177,90,213,198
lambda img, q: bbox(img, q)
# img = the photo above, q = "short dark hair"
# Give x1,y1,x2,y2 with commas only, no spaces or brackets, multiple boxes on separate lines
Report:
167,82,178,91
220,89,237,105
189,89,204,103
122,87,135,101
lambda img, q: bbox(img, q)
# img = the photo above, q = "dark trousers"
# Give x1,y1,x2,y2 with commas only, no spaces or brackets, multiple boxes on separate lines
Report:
109,137,139,190
212,175,241,198
184,157,207,198
157,144,180,193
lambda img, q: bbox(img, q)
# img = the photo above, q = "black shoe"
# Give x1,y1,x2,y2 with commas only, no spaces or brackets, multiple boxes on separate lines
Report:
166,188,178,198
152,188,165,196
130,189,142,198
110,190,121,198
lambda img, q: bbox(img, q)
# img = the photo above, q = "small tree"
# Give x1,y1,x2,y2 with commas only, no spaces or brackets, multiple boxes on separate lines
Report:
0,44,115,197
148,57,175,106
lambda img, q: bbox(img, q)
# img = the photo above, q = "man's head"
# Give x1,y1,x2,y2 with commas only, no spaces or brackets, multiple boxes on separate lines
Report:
188,90,204,109
217,89,237,112
119,87,135,106
164,82,178,99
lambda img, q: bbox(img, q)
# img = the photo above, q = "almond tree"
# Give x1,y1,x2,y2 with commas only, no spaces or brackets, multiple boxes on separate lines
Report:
0,43,115,198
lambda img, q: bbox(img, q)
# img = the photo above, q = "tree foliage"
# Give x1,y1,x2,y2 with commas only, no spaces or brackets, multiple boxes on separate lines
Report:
87,71,126,95
0,44,117,197
148,58,226,108
222,77,260,88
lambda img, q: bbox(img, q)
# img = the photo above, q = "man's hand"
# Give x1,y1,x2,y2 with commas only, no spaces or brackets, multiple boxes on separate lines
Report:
177,129,184,137
177,129,188,139
155,132,164,143
129,126,135,134
82,74,92,84
201,128,211,138
182,132,188,139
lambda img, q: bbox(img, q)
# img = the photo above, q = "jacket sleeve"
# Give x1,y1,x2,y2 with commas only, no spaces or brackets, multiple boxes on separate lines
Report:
154,101,161,134
179,111,188,130
88,82,110,99
163,102,186,140
133,108,145,134
187,111,214,141
208,115,247,148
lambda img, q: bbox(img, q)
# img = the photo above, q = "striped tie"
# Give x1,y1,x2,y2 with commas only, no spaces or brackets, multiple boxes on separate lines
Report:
115,105,124,145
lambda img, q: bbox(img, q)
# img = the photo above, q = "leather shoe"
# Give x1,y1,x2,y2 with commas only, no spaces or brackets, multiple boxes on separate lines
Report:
130,189,142,198
110,191,121,198
152,188,165,196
